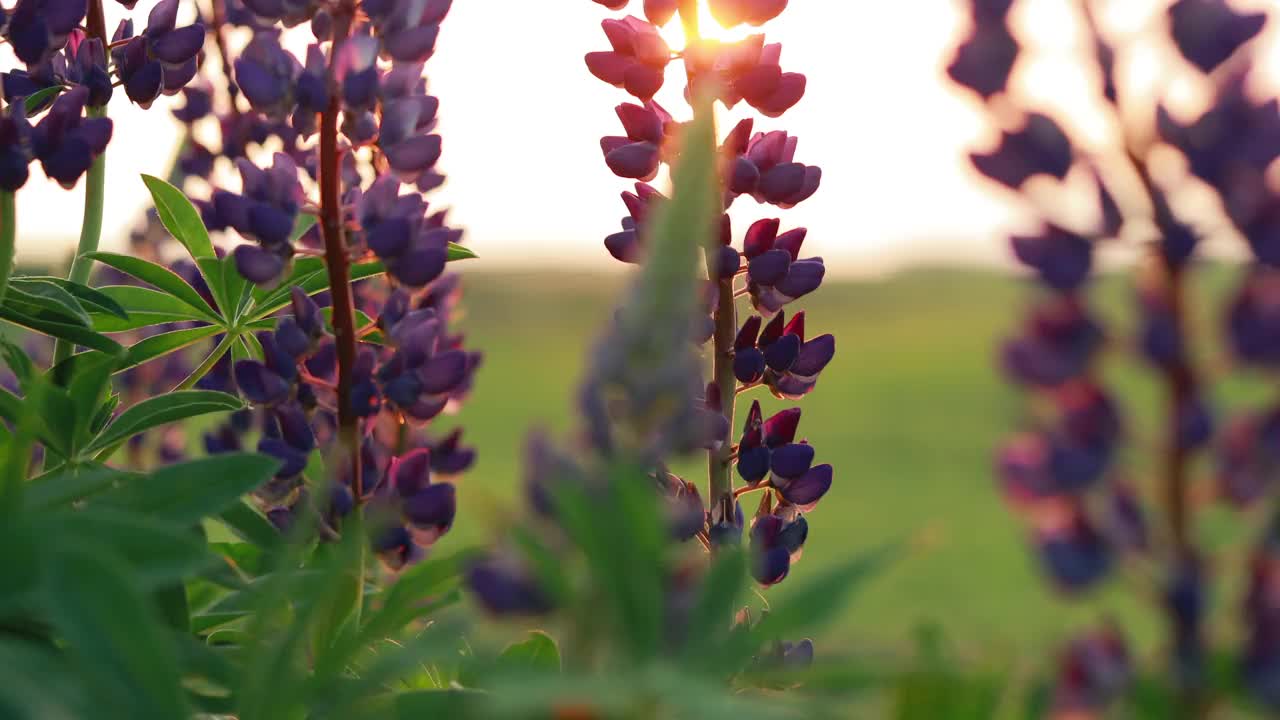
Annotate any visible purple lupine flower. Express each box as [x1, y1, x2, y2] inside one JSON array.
[[585, 15, 671, 101], [1001, 296, 1103, 388], [232, 30, 302, 118], [222, 152, 304, 285], [946, 0, 1018, 100], [970, 112, 1073, 190], [64, 31, 114, 107], [2, 0, 87, 66], [0, 101, 32, 191], [29, 86, 113, 188], [727, 125, 822, 208], [1168, 0, 1266, 74], [749, 506, 808, 586], [1033, 501, 1112, 592], [467, 552, 554, 616], [1049, 623, 1131, 715], [601, 100, 672, 180], [110, 0, 205, 108]]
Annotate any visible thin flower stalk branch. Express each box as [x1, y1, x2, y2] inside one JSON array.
[[0, 190, 13, 303]]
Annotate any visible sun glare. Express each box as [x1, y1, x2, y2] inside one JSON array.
[[657, 1, 758, 52]]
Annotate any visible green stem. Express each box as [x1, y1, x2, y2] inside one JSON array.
[[679, 2, 735, 519], [0, 191, 14, 304], [53, 105, 107, 364], [174, 332, 237, 392]]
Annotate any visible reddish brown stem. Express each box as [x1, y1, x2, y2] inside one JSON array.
[[320, 4, 362, 499], [1129, 151, 1195, 557]]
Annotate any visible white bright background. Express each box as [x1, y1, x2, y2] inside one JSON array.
[[7, 0, 1280, 275]]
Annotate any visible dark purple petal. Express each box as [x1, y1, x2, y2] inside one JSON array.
[[770, 442, 815, 480], [234, 360, 291, 405], [780, 464, 831, 510]]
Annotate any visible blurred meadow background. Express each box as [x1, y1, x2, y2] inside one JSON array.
[[11, 0, 1280, 680]]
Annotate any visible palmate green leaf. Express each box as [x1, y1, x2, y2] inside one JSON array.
[[141, 174, 215, 260], [358, 546, 477, 645], [95, 452, 280, 525], [24, 463, 138, 511], [22, 85, 63, 114], [498, 631, 561, 675], [195, 255, 252, 325], [251, 258, 387, 319], [86, 390, 242, 453], [118, 324, 222, 372], [53, 508, 213, 588], [218, 498, 282, 549], [0, 636, 87, 719], [64, 350, 116, 451], [6, 278, 91, 326], [84, 251, 220, 322], [91, 285, 212, 331], [43, 544, 189, 719], [0, 302, 123, 355], [17, 276, 128, 319]]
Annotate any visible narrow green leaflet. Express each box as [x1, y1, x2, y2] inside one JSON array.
[[447, 243, 477, 261], [91, 285, 213, 331], [54, 508, 213, 588], [0, 385, 21, 424], [251, 259, 387, 319], [6, 279, 91, 326], [14, 276, 128, 318], [24, 463, 138, 511], [0, 303, 122, 355], [86, 390, 243, 453], [141, 174, 215, 260], [96, 452, 280, 526], [43, 545, 190, 719], [118, 324, 222, 372], [84, 252, 220, 321], [219, 499, 282, 549], [65, 350, 116, 451], [754, 543, 899, 645], [291, 213, 317, 241], [22, 85, 62, 113]]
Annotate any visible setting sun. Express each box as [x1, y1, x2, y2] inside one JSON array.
[[656, 0, 758, 51]]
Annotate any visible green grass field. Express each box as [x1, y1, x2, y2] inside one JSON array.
[[432, 267, 1270, 670]]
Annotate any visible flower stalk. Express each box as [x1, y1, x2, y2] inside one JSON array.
[[677, 1, 736, 519], [319, 2, 363, 500], [53, 0, 109, 364]]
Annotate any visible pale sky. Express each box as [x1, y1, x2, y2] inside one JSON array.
[[7, 0, 1280, 275]]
